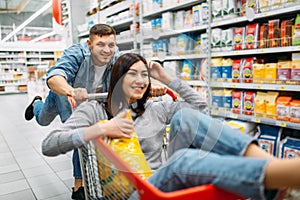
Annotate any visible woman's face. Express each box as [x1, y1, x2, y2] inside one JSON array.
[[122, 61, 149, 104]]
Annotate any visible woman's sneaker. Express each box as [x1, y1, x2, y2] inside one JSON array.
[[24, 96, 42, 120]]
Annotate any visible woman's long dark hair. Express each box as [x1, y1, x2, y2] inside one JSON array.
[[105, 53, 151, 118]]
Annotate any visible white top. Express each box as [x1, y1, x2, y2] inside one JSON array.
[[92, 65, 106, 92]]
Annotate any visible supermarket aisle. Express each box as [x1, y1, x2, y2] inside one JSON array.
[[0, 93, 74, 200]]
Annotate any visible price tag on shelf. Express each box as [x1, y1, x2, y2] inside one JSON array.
[[232, 84, 237, 88], [211, 110, 219, 115], [257, 85, 262, 89], [260, 49, 265, 53], [234, 51, 240, 55], [279, 86, 286, 90], [254, 117, 261, 123], [276, 121, 286, 127], [231, 114, 238, 119], [263, 12, 269, 17]]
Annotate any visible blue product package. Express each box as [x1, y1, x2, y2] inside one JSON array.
[[222, 89, 232, 111], [152, 41, 158, 57], [181, 60, 194, 80], [257, 125, 281, 156], [280, 137, 300, 159], [156, 17, 162, 32], [222, 65, 232, 79]]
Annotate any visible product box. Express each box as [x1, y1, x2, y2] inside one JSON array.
[[243, 91, 255, 115], [281, 20, 293, 47], [245, 23, 259, 49], [290, 100, 300, 123], [280, 137, 300, 159], [277, 61, 291, 83], [259, 23, 269, 48], [257, 125, 281, 156], [232, 59, 242, 82], [269, 19, 281, 48], [276, 96, 292, 121], [221, 28, 234, 51], [233, 27, 245, 50], [242, 57, 254, 83], [232, 90, 243, 114]]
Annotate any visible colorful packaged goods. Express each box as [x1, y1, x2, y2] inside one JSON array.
[[243, 91, 255, 115], [259, 23, 269, 48], [233, 27, 245, 50], [232, 90, 243, 114], [276, 96, 292, 121], [269, 19, 281, 48], [253, 63, 265, 83], [244, 23, 259, 49], [280, 137, 300, 159], [281, 20, 293, 47], [290, 99, 300, 123], [264, 63, 277, 83], [254, 91, 267, 117], [277, 61, 291, 83], [265, 91, 279, 119], [222, 58, 233, 81], [232, 59, 242, 82], [242, 58, 254, 83], [257, 125, 281, 156]]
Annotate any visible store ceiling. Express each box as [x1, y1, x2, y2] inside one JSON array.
[[0, 0, 51, 14]]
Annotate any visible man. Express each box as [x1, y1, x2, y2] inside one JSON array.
[[25, 24, 120, 200]]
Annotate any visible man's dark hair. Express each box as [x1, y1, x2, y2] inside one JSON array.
[[89, 24, 116, 39]]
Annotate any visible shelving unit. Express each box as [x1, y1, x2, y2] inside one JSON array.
[[72, 0, 300, 133], [0, 43, 65, 94]]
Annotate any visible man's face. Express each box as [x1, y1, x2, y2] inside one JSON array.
[[88, 34, 116, 66]]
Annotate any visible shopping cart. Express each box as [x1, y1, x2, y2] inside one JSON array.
[[68, 92, 285, 200]]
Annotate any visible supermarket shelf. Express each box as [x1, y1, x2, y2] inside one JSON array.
[[143, 25, 207, 40], [187, 80, 207, 87], [152, 53, 208, 61], [211, 4, 300, 28], [211, 109, 300, 130], [211, 46, 300, 57], [210, 82, 300, 92], [143, 0, 200, 18]]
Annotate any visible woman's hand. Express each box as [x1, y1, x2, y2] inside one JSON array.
[[100, 111, 133, 138], [148, 60, 173, 85]]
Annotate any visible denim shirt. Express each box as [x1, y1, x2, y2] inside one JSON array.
[[45, 42, 120, 114], [47, 42, 119, 92]]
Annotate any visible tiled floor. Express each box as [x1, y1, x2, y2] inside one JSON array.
[[0, 93, 74, 200]]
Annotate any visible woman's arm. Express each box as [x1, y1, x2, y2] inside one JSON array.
[[42, 101, 133, 156]]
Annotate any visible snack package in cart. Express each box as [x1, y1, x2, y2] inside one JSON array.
[[95, 109, 152, 199]]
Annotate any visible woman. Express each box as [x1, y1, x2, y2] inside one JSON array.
[[42, 53, 298, 200]]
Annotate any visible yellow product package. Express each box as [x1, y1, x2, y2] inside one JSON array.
[[95, 109, 152, 199]]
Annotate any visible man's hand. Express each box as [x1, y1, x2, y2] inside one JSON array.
[[151, 80, 167, 97], [71, 88, 88, 102]]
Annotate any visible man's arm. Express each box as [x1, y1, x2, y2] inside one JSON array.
[[47, 75, 74, 96]]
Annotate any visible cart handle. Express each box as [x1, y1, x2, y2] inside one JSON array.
[[68, 89, 176, 109]]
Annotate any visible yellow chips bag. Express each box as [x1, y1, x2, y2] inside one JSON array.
[[95, 109, 152, 199]]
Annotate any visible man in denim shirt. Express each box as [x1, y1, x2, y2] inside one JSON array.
[[24, 24, 119, 200]]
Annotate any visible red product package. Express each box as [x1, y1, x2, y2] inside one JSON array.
[[233, 27, 245, 50], [242, 58, 254, 83], [245, 23, 259, 49], [232, 90, 243, 114], [232, 59, 242, 82], [243, 91, 255, 115]]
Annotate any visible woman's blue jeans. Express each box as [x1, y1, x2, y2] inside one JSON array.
[[130, 108, 279, 200], [33, 91, 82, 179]]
